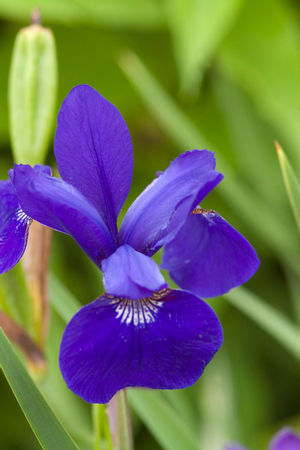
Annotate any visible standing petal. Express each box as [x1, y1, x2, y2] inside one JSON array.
[[269, 427, 300, 450], [102, 244, 167, 300], [162, 209, 259, 298], [120, 150, 223, 256], [11, 164, 116, 266], [0, 180, 31, 273], [54, 85, 133, 240], [59, 289, 223, 404]]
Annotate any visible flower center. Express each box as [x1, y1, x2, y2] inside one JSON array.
[[105, 288, 171, 327]]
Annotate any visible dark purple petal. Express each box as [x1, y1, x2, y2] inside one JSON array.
[[102, 244, 167, 299], [11, 164, 116, 266], [59, 289, 223, 404], [269, 427, 300, 450], [0, 180, 31, 274], [120, 150, 223, 256], [54, 85, 133, 240], [162, 210, 259, 298]]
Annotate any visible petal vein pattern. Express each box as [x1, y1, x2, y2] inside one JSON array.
[[0, 180, 32, 274], [109, 290, 168, 326], [59, 289, 223, 404], [162, 209, 260, 298], [11, 164, 116, 265], [54, 85, 133, 239], [120, 150, 223, 256]]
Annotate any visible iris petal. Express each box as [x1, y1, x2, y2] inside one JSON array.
[[54, 85, 133, 240], [102, 244, 167, 299], [269, 427, 300, 450], [59, 289, 223, 404], [162, 210, 259, 298], [0, 180, 31, 274], [120, 150, 223, 256], [11, 164, 116, 266]]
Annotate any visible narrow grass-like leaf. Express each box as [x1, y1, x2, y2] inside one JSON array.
[[0, 0, 164, 30], [49, 273, 81, 322], [128, 389, 198, 450], [217, 0, 300, 165], [276, 141, 300, 236], [0, 328, 78, 449], [224, 287, 300, 362], [118, 50, 299, 268], [166, 0, 242, 95]]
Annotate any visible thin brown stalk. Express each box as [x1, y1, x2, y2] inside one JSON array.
[[22, 221, 52, 347], [0, 311, 45, 371]]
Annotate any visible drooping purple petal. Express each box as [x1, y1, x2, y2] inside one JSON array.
[[11, 164, 116, 266], [59, 289, 223, 404], [54, 85, 133, 240], [119, 150, 223, 256], [269, 427, 300, 450], [102, 244, 167, 299], [162, 209, 259, 298], [0, 180, 31, 274]]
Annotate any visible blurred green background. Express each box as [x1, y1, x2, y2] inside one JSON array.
[[1, 0, 300, 449]]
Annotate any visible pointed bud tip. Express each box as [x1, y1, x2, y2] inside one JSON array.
[[274, 140, 282, 154], [31, 7, 41, 25]]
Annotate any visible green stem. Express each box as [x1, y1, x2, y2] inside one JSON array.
[[224, 287, 300, 361], [92, 404, 113, 450], [107, 390, 133, 450]]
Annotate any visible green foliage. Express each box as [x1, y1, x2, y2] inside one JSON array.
[[0, 328, 78, 449], [277, 142, 300, 237], [1, 0, 300, 448], [9, 23, 57, 164], [166, 0, 242, 95]]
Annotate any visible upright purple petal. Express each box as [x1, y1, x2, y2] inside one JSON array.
[[11, 164, 116, 266], [54, 85, 133, 240], [0, 180, 31, 273], [162, 209, 259, 298], [59, 289, 223, 404], [102, 244, 167, 299], [119, 150, 223, 256], [269, 427, 300, 450]]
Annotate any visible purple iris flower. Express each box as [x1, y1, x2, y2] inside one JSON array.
[[225, 427, 300, 450], [0, 85, 259, 403]]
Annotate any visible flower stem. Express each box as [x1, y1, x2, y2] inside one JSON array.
[[107, 390, 134, 450], [92, 404, 113, 450], [22, 221, 52, 347]]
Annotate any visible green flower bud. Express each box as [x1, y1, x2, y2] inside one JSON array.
[[9, 23, 57, 165]]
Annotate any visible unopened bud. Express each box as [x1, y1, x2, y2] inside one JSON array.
[[9, 22, 57, 164]]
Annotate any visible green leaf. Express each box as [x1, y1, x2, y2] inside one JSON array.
[[0, 0, 164, 30], [41, 310, 93, 449], [128, 389, 198, 450], [118, 50, 300, 269], [223, 287, 300, 362], [276, 142, 300, 236], [0, 328, 78, 449], [49, 273, 81, 322], [166, 0, 242, 95], [217, 0, 300, 167]]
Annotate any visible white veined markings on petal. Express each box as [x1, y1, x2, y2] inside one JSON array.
[[15, 208, 31, 227], [109, 290, 170, 327]]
